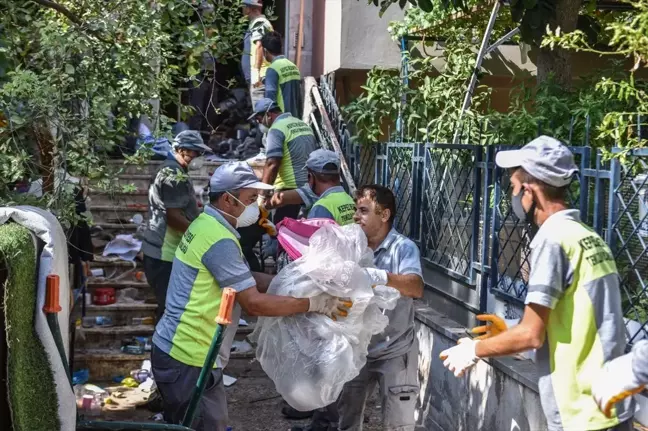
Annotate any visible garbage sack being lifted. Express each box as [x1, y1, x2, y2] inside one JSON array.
[[254, 223, 400, 411]]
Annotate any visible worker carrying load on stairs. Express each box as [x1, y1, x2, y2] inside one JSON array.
[[250, 98, 317, 225], [268, 149, 355, 226], [151, 162, 353, 431], [241, 0, 273, 108], [141, 130, 212, 321], [262, 31, 303, 119], [439, 136, 635, 431]]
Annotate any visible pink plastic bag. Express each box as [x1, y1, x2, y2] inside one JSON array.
[[276, 218, 338, 261]]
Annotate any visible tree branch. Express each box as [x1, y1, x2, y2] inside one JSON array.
[[29, 0, 110, 44]]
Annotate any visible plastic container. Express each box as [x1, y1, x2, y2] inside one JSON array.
[[93, 287, 116, 305]]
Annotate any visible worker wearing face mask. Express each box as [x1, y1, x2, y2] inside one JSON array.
[[250, 98, 317, 224], [141, 130, 212, 321], [267, 149, 355, 226], [439, 136, 634, 431], [152, 162, 352, 431]]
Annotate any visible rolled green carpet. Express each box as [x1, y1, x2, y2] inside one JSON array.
[[1, 223, 60, 431]]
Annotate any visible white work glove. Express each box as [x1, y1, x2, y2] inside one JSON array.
[[308, 293, 353, 321], [364, 268, 388, 287], [592, 353, 645, 418], [439, 338, 480, 377]]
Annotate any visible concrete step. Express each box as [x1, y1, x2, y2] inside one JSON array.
[[82, 302, 157, 326], [76, 325, 155, 350], [87, 280, 149, 290], [74, 349, 150, 381], [74, 342, 256, 380]]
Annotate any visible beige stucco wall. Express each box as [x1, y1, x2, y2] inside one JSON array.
[[320, 0, 406, 75]]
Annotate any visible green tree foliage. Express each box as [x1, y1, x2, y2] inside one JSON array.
[[0, 0, 245, 224]]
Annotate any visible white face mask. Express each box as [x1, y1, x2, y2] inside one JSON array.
[[218, 193, 260, 228], [188, 156, 205, 171]]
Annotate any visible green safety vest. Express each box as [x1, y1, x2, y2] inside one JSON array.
[[269, 57, 301, 114], [544, 219, 627, 428], [270, 116, 315, 190], [312, 191, 356, 226], [168, 212, 242, 367]]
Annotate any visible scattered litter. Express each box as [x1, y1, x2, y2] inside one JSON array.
[[223, 374, 237, 387], [131, 316, 155, 325], [130, 214, 144, 226], [113, 375, 125, 383], [230, 340, 253, 354], [111, 391, 126, 399], [93, 287, 116, 305], [121, 344, 145, 355], [151, 413, 164, 422], [90, 268, 105, 277], [120, 377, 139, 388], [238, 318, 248, 327], [102, 234, 142, 261], [72, 369, 89, 386], [121, 337, 150, 355], [139, 378, 156, 392], [116, 287, 141, 303]]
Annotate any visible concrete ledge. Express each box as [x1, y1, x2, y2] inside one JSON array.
[[413, 301, 548, 430], [414, 302, 539, 393]]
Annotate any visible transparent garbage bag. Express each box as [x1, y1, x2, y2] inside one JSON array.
[[253, 223, 400, 411]]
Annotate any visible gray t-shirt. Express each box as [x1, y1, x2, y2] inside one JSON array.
[[632, 340, 648, 384], [141, 157, 199, 262], [367, 228, 423, 361]]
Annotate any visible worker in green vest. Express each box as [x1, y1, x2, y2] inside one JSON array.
[[268, 149, 355, 226], [440, 136, 634, 431], [249, 98, 317, 224], [152, 162, 352, 431], [241, 0, 273, 107], [262, 31, 302, 119]]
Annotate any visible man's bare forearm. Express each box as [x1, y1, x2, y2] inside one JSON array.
[[167, 208, 191, 232], [474, 322, 544, 358], [252, 271, 274, 293], [254, 41, 264, 71], [262, 159, 280, 187], [386, 273, 424, 298]]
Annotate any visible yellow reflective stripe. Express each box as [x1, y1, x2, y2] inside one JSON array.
[[312, 192, 355, 225], [160, 228, 182, 262], [546, 221, 622, 428]]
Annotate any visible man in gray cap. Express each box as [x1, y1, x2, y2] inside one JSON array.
[[269, 149, 355, 226], [152, 161, 353, 431], [241, 0, 273, 108], [250, 98, 317, 224], [141, 130, 212, 320], [440, 136, 633, 431]]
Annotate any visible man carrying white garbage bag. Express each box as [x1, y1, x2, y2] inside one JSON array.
[[303, 185, 422, 431], [151, 162, 351, 431]]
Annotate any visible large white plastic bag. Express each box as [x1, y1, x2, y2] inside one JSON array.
[[254, 223, 400, 411]]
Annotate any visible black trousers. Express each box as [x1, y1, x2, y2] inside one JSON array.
[[143, 256, 174, 321]]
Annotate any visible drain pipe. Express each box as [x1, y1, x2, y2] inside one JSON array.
[[396, 36, 409, 142]]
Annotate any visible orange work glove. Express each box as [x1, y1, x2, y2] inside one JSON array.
[[471, 314, 508, 340]]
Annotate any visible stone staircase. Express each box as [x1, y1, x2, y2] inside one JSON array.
[[73, 158, 263, 383]]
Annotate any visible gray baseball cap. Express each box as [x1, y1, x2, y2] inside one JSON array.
[[209, 162, 274, 193], [306, 149, 340, 175], [247, 98, 280, 121], [495, 135, 578, 188], [174, 130, 212, 153], [242, 0, 262, 6]]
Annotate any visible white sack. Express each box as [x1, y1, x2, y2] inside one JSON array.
[[254, 224, 399, 411]]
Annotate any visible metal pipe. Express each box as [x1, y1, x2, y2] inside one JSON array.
[[396, 37, 409, 142], [453, 1, 501, 144]]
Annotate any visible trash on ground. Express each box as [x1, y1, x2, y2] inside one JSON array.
[[116, 287, 141, 303], [72, 369, 90, 386], [93, 287, 116, 305], [131, 316, 155, 325], [102, 234, 142, 261], [120, 377, 139, 388], [231, 340, 253, 353], [253, 224, 400, 411], [223, 374, 237, 387], [238, 318, 249, 327]]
